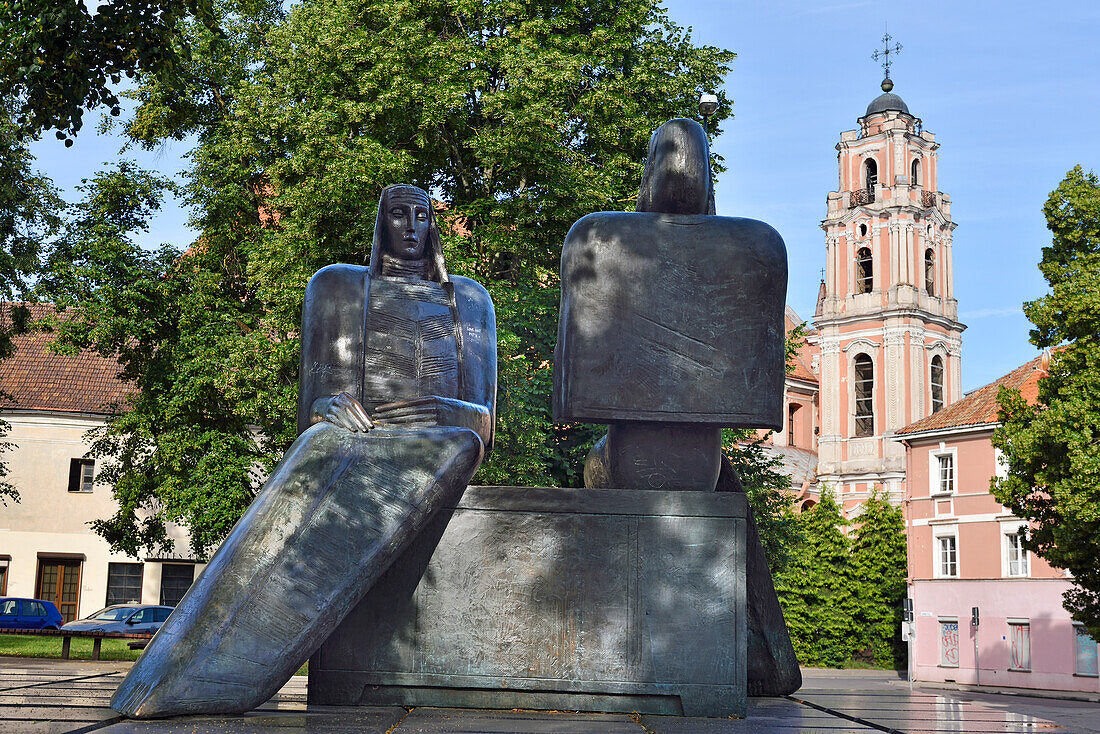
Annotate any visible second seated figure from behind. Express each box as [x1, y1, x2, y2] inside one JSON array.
[[111, 184, 497, 718]]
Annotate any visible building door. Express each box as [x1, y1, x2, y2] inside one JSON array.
[[35, 560, 82, 623]]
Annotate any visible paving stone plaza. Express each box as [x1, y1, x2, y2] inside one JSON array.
[[4, 659, 1100, 733]]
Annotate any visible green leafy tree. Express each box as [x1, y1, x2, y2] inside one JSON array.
[[722, 434, 802, 575], [849, 488, 906, 668], [41, 0, 735, 556], [0, 105, 64, 504], [221, 0, 734, 487], [39, 162, 263, 556], [774, 487, 857, 667], [993, 165, 1100, 639], [0, 0, 266, 141]]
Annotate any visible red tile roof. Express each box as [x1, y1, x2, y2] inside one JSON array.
[[785, 307, 818, 384], [894, 353, 1047, 436], [0, 304, 132, 415]]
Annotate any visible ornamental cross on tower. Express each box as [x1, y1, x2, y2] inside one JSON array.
[[872, 31, 902, 90]]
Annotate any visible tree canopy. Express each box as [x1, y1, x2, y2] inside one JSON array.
[[773, 486, 907, 668], [774, 488, 857, 667], [0, 104, 64, 504], [39, 0, 735, 557], [849, 488, 907, 668], [0, 1, 271, 141], [993, 165, 1100, 640]]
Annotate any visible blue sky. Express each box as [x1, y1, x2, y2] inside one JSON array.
[[30, 0, 1100, 391]]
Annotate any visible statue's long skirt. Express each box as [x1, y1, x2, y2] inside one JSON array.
[[111, 422, 484, 718]]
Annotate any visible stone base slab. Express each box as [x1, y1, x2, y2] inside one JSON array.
[[309, 486, 748, 718]]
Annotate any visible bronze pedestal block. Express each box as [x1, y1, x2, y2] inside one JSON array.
[[310, 486, 749, 718]]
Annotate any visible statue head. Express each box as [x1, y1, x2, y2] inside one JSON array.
[[370, 184, 449, 282], [636, 118, 715, 215]]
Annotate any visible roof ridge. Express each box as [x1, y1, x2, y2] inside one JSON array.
[[895, 353, 1048, 436]]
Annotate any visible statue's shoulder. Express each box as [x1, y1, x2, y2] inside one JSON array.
[[305, 263, 369, 293], [451, 276, 494, 315], [719, 215, 785, 248], [563, 211, 633, 244]]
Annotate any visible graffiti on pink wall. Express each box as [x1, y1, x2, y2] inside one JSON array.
[[1009, 622, 1032, 671], [939, 621, 959, 667]]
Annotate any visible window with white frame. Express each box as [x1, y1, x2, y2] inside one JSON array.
[[1004, 530, 1029, 578], [937, 454, 954, 493], [1009, 621, 1031, 671], [856, 248, 874, 294], [930, 449, 956, 495], [1075, 624, 1098, 677], [930, 355, 945, 412], [937, 534, 958, 578]]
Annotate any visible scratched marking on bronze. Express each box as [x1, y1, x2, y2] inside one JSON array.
[[635, 333, 720, 375], [629, 451, 676, 489]]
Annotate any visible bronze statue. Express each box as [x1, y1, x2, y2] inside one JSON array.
[[111, 184, 496, 718], [554, 118, 801, 695], [556, 118, 786, 490]]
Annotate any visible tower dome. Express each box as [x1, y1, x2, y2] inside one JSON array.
[[865, 78, 909, 116]]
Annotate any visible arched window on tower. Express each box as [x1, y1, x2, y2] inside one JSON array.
[[856, 247, 873, 294], [864, 159, 878, 199], [931, 355, 945, 414], [788, 403, 800, 446], [912, 159, 921, 186], [925, 248, 936, 296], [853, 354, 875, 437]]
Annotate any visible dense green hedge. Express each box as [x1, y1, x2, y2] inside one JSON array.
[[775, 487, 907, 669]]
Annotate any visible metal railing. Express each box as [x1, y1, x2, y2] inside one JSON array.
[[850, 188, 873, 207], [0, 627, 154, 660]]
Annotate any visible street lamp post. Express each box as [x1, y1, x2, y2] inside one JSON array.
[[698, 93, 718, 139]]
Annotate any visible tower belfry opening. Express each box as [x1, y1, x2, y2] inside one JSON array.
[[809, 38, 965, 509]]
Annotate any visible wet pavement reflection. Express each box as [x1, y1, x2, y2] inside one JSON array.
[[1, 661, 1097, 733]]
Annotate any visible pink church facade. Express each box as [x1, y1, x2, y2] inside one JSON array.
[[766, 83, 1100, 692]]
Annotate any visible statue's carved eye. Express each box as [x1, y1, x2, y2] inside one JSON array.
[[390, 207, 405, 217], [416, 209, 428, 221]]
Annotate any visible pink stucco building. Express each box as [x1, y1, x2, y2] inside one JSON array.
[[759, 79, 1099, 693], [894, 355, 1099, 693]]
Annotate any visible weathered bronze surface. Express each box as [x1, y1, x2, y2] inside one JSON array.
[[583, 424, 723, 491], [553, 119, 800, 695], [111, 185, 496, 718], [311, 486, 749, 718], [716, 457, 803, 696], [555, 119, 786, 431]]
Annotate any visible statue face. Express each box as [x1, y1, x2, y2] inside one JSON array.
[[383, 190, 431, 261]]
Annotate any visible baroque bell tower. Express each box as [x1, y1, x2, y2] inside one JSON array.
[[812, 38, 965, 509]]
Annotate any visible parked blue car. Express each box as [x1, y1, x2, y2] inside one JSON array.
[[0, 597, 64, 630]]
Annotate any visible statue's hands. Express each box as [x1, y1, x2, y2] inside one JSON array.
[[372, 396, 446, 427], [311, 392, 374, 432], [369, 396, 491, 445]]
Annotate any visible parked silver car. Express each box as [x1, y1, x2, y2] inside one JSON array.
[[61, 604, 173, 634]]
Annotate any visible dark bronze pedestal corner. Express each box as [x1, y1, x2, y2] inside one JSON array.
[[311, 485, 750, 719]]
